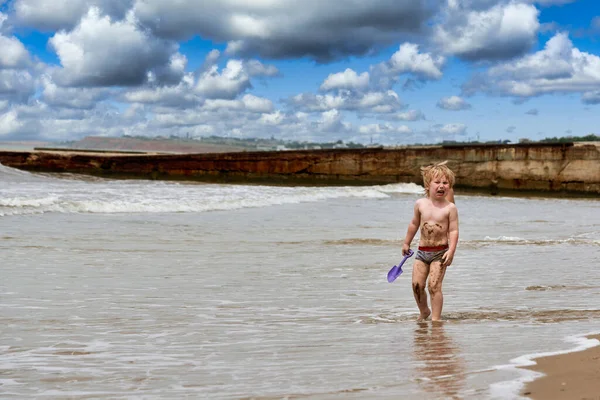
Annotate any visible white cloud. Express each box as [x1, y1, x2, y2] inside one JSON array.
[[49, 7, 178, 87], [394, 109, 425, 121], [0, 69, 36, 103], [195, 58, 279, 99], [437, 95, 471, 110], [244, 59, 279, 77], [373, 43, 445, 87], [320, 69, 370, 92], [133, 0, 438, 61], [435, 2, 539, 61], [195, 59, 251, 99], [319, 109, 350, 133], [463, 33, 600, 103], [0, 35, 30, 69], [123, 75, 200, 107], [288, 90, 403, 114], [241, 94, 273, 113], [317, 43, 444, 95], [199, 49, 222, 73], [148, 53, 188, 86], [359, 123, 412, 135], [437, 123, 467, 135], [13, 0, 133, 31], [259, 110, 285, 126], [41, 75, 110, 109], [0, 110, 24, 136], [582, 91, 600, 105]]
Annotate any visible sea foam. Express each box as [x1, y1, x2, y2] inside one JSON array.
[[0, 164, 422, 216]]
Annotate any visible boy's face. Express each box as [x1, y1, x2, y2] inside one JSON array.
[[428, 173, 450, 199]]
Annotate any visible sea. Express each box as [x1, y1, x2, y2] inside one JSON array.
[[1, 162, 599, 399]]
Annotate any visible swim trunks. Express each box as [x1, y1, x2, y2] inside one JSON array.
[[415, 245, 448, 265]]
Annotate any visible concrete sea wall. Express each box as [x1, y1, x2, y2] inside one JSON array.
[[0, 142, 599, 195]]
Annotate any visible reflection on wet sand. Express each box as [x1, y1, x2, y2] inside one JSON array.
[[413, 321, 466, 399]]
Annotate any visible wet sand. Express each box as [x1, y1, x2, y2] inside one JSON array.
[[522, 335, 600, 399]]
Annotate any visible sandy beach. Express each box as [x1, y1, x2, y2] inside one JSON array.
[[522, 335, 600, 400]]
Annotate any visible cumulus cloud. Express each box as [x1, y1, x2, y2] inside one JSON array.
[[0, 110, 24, 136], [359, 123, 412, 135], [123, 74, 201, 108], [144, 104, 308, 141], [319, 109, 351, 133], [195, 60, 249, 99], [13, 0, 133, 31], [372, 43, 445, 89], [437, 95, 471, 110], [435, 1, 539, 61], [0, 69, 36, 103], [133, 0, 438, 61], [506, 125, 516, 133], [316, 43, 444, 95], [432, 123, 467, 136], [394, 109, 425, 121], [0, 35, 30, 69], [320, 69, 370, 92], [282, 42, 441, 120], [0, 102, 46, 139], [259, 110, 286, 126], [41, 76, 111, 109], [288, 90, 403, 114], [582, 91, 600, 105], [525, 108, 539, 115], [241, 94, 273, 113], [195, 55, 279, 99], [121, 51, 279, 111], [244, 59, 279, 78], [49, 7, 179, 87], [462, 33, 600, 103]]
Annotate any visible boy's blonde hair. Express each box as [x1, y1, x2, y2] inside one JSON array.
[[420, 161, 455, 197]]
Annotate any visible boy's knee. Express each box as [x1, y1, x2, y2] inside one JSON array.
[[428, 283, 442, 295], [412, 282, 425, 293]]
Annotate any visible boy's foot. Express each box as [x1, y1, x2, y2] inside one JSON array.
[[417, 309, 431, 321]]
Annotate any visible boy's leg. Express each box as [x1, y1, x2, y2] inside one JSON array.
[[428, 260, 447, 321], [412, 260, 430, 320]]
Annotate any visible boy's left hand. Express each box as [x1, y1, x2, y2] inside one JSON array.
[[441, 251, 454, 267]]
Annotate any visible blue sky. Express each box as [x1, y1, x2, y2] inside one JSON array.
[[0, 0, 599, 145]]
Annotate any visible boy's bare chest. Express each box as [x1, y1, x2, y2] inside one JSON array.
[[420, 207, 449, 224]]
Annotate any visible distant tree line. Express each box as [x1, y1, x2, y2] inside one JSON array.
[[538, 134, 600, 143], [64, 132, 598, 150]]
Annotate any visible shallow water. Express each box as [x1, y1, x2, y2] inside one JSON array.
[[1, 165, 599, 399]]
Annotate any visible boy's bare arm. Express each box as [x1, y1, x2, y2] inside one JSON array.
[[442, 205, 459, 267], [402, 201, 421, 255]]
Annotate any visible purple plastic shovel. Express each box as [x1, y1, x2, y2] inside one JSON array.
[[387, 249, 414, 283]]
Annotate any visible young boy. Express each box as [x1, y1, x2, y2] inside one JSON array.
[[402, 161, 459, 321]]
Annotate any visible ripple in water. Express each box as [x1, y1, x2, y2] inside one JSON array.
[[356, 309, 600, 324]]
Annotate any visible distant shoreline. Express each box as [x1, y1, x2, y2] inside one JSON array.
[[0, 143, 599, 197]]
